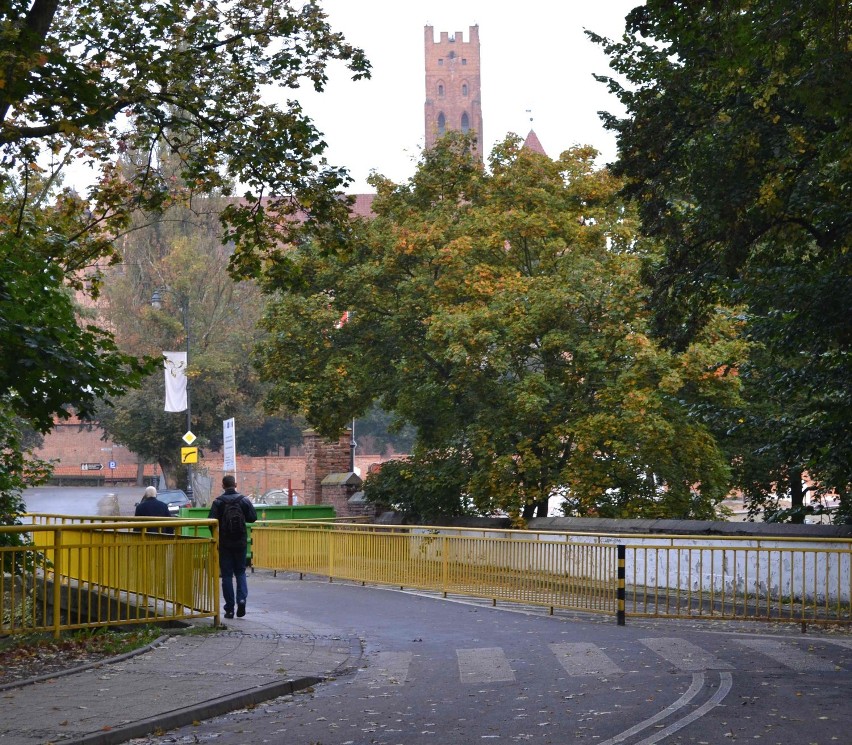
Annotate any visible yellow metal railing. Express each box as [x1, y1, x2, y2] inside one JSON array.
[[252, 522, 852, 626], [1, 514, 220, 637], [252, 522, 618, 616]]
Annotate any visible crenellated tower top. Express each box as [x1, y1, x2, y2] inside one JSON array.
[[423, 25, 483, 160]]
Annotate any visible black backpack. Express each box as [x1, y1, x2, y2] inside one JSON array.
[[220, 496, 246, 539]]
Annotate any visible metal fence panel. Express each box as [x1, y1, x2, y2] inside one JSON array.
[[252, 522, 618, 615], [252, 522, 852, 625], [1, 515, 219, 636]]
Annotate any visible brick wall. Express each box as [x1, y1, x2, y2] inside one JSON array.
[[33, 416, 155, 484], [35, 417, 399, 497], [321, 483, 361, 519], [302, 429, 353, 505], [207, 452, 387, 501], [424, 25, 483, 158]]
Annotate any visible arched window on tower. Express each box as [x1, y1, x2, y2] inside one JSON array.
[[437, 112, 446, 135], [462, 83, 468, 96], [461, 112, 470, 133], [438, 83, 444, 97]]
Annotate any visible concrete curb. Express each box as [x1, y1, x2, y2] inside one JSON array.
[[0, 634, 172, 693], [63, 675, 324, 745]]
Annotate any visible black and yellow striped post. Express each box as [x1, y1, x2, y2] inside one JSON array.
[[617, 543, 626, 626]]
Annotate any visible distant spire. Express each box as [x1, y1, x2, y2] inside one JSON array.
[[523, 129, 546, 156]]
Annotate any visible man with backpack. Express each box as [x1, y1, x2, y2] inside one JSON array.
[[209, 475, 257, 619]]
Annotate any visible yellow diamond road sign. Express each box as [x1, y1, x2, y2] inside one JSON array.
[[182, 431, 196, 445]]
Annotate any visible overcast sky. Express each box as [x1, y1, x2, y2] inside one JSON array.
[[292, 0, 639, 193]]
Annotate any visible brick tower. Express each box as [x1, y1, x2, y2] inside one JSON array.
[[424, 25, 483, 160]]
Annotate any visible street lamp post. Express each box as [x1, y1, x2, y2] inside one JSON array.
[[152, 288, 193, 504]]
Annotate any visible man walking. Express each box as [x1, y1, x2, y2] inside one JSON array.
[[209, 475, 257, 619]]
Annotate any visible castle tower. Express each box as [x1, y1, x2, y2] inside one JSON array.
[[424, 25, 483, 160]]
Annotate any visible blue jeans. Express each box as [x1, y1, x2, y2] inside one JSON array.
[[219, 546, 248, 613]]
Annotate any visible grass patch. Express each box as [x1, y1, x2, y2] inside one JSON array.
[[0, 626, 163, 666]]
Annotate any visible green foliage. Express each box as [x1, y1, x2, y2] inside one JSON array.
[[1, 1, 367, 525], [254, 132, 737, 519], [96, 200, 298, 483], [0, 195, 152, 434], [234, 416, 304, 457], [2, 0, 369, 246], [355, 404, 416, 456], [0, 406, 51, 567], [363, 448, 477, 520], [590, 0, 851, 519]]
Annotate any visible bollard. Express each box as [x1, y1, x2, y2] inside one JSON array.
[[617, 543, 626, 626]]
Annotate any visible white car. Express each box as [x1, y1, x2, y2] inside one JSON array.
[[257, 488, 299, 506]]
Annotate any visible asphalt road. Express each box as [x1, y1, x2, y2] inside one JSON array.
[[23, 485, 162, 517], [20, 488, 852, 744], [123, 579, 852, 745]]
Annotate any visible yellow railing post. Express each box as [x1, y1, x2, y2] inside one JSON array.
[[617, 543, 626, 626], [211, 518, 221, 626], [52, 527, 62, 639], [442, 535, 449, 596]]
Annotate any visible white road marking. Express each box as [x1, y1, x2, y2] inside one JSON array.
[[734, 638, 840, 672], [823, 638, 852, 651], [634, 672, 733, 745], [549, 642, 623, 676], [640, 637, 733, 671], [456, 647, 515, 683], [595, 673, 706, 745], [355, 651, 413, 686]]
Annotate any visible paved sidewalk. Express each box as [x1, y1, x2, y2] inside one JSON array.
[[0, 573, 364, 745]]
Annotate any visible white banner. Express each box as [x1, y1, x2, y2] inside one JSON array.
[[223, 417, 236, 472], [163, 352, 187, 412]]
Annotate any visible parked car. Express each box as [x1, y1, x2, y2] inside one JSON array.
[[256, 488, 299, 506], [156, 488, 193, 514]]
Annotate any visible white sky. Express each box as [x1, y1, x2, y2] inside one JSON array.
[[293, 0, 639, 193]]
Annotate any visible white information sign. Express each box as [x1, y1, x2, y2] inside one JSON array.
[[223, 418, 236, 472]]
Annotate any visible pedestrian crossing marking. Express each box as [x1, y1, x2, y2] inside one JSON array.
[[354, 635, 849, 689], [640, 637, 733, 671], [355, 651, 413, 687], [823, 638, 852, 651], [457, 647, 515, 683], [734, 639, 840, 672], [550, 642, 623, 676]]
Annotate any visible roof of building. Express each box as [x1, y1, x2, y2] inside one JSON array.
[[348, 192, 376, 218], [522, 129, 547, 156], [321, 471, 363, 486]]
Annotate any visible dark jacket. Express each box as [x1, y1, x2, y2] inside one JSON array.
[[208, 488, 257, 549], [134, 496, 174, 534]]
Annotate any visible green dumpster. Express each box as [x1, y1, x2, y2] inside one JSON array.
[[178, 504, 335, 563]]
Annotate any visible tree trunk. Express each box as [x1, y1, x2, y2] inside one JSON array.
[[790, 468, 805, 524], [522, 499, 548, 519], [158, 460, 176, 489]]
